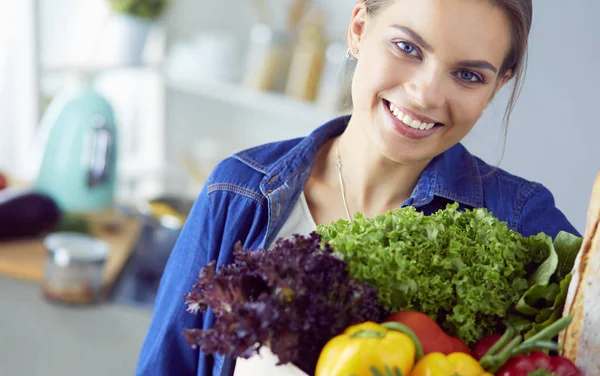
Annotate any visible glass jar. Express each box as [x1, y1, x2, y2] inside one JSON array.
[[42, 232, 108, 305], [242, 23, 293, 93]]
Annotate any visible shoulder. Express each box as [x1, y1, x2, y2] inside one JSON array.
[[204, 138, 305, 205], [206, 156, 267, 206], [213, 115, 349, 182], [467, 150, 580, 238], [233, 137, 305, 173], [469, 151, 547, 211], [472, 152, 541, 200]]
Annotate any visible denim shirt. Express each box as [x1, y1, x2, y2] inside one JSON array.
[[135, 116, 579, 376]]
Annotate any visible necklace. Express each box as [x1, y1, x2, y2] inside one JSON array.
[[335, 138, 353, 222]]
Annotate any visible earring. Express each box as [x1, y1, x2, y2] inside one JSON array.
[[346, 47, 359, 60]]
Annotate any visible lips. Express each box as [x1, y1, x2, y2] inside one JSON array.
[[389, 102, 436, 130], [382, 99, 444, 139]]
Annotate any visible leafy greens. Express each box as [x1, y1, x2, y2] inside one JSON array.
[[316, 203, 555, 345], [183, 233, 384, 374], [510, 231, 581, 338]]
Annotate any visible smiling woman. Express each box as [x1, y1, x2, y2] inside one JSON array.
[[135, 1, 581, 376], [348, 0, 529, 167], [304, 0, 535, 226]]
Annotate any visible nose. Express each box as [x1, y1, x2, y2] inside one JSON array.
[[403, 63, 446, 109]]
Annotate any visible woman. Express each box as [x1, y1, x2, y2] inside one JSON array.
[[136, 0, 580, 375]]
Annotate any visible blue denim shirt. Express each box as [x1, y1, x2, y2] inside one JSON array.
[[135, 116, 579, 376]]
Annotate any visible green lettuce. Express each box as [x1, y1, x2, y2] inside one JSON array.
[[526, 234, 558, 286], [507, 231, 580, 339], [554, 232, 582, 279], [316, 203, 550, 345]]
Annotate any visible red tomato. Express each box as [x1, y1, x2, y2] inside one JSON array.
[[385, 310, 470, 355]]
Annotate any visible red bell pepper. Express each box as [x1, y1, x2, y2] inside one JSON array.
[[385, 310, 470, 355], [497, 351, 581, 376]]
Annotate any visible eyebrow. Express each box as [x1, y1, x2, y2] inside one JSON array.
[[390, 25, 499, 74], [456, 60, 498, 74]]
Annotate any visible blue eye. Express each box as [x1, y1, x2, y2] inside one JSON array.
[[397, 41, 419, 57], [456, 70, 484, 83]]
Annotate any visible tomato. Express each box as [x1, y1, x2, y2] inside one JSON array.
[[385, 310, 470, 355]]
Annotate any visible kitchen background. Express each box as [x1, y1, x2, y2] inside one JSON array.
[[0, 0, 598, 375]]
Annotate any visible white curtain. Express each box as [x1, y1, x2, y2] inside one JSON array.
[[0, 1, 38, 179]]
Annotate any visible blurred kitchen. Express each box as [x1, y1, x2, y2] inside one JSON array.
[[0, 1, 355, 375], [0, 0, 599, 375]]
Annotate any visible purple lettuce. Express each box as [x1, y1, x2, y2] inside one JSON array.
[[183, 232, 385, 374]]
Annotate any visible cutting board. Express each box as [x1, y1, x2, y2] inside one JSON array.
[[0, 210, 141, 290]]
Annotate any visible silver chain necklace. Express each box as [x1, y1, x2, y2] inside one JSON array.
[[335, 138, 353, 222]]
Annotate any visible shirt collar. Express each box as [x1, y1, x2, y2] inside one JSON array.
[[256, 116, 349, 194], [240, 115, 483, 208], [411, 143, 484, 208]]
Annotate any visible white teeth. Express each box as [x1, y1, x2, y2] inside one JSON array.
[[388, 101, 436, 131]]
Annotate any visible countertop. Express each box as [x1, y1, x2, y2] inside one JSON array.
[[0, 276, 153, 376], [0, 192, 185, 375], [108, 214, 182, 308]]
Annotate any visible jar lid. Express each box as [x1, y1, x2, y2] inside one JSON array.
[[44, 232, 109, 266]]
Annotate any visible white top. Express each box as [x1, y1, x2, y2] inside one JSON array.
[[270, 191, 318, 247], [234, 192, 317, 376]]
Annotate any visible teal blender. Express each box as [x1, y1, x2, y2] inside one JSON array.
[[35, 85, 118, 213]]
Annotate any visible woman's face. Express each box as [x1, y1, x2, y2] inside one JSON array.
[[349, 0, 513, 164]]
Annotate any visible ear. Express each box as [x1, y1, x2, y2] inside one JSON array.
[[489, 69, 513, 103], [347, 3, 368, 58]]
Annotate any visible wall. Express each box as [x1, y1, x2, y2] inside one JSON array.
[[0, 2, 39, 177]]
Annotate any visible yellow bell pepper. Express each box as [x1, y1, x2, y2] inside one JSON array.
[[409, 352, 493, 376], [315, 321, 424, 376]]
